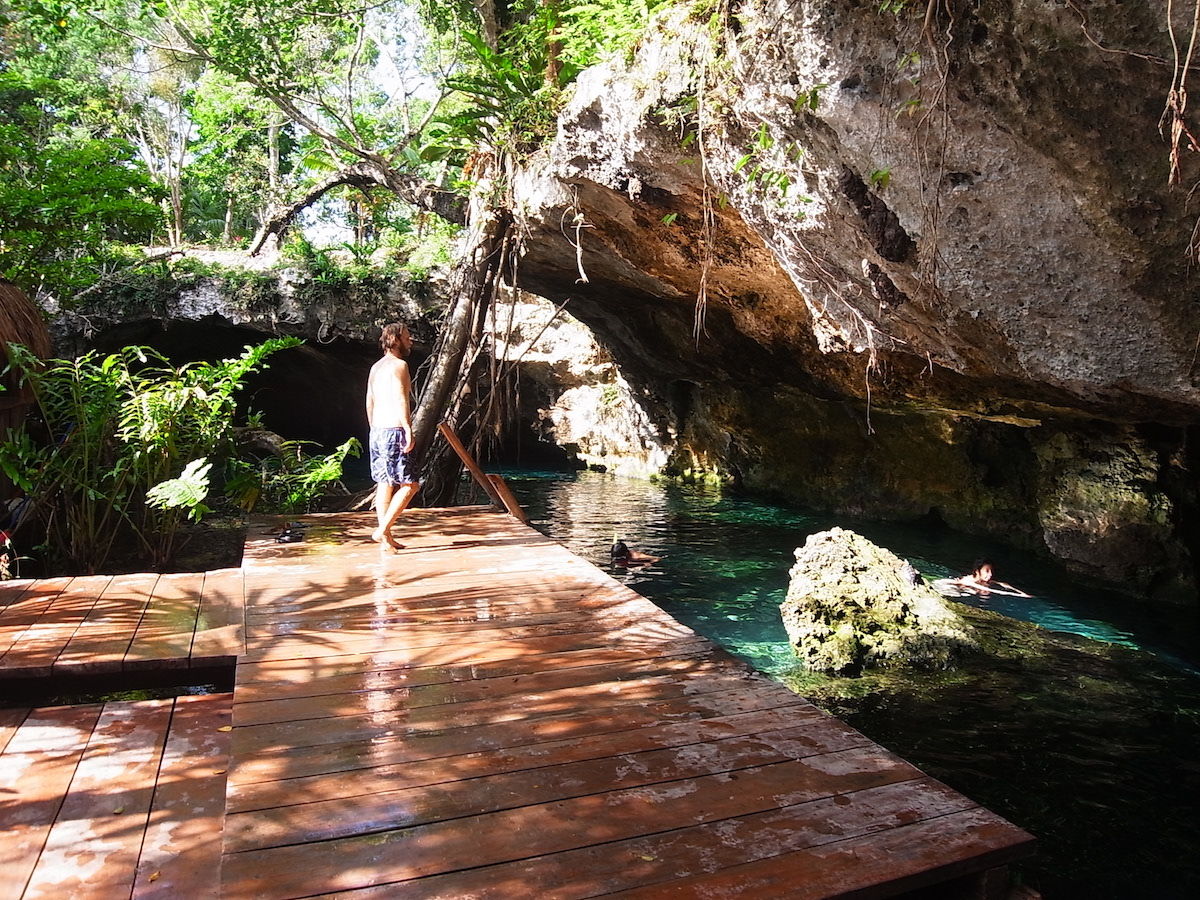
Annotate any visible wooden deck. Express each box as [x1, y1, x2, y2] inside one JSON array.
[[0, 568, 244, 678], [0, 508, 1034, 898]]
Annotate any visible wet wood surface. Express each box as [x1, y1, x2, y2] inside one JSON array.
[[0, 569, 244, 678], [219, 508, 1034, 898], [0, 695, 232, 900], [0, 507, 1033, 897]]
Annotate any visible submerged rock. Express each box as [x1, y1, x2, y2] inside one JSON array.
[[782, 528, 975, 674]]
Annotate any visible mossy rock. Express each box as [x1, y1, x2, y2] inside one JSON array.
[[781, 527, 976, 674]]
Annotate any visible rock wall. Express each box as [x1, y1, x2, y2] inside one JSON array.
[[488, 293, 672, 477], [508, 0, 1200, 600]]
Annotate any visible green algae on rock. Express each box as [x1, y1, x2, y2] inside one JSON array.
[[782, 527, 976, 674]]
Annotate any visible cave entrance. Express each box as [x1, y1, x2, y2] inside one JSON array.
[[82, 317, 413, 483]]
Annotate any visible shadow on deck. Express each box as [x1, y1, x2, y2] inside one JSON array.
[[0, 507, 1034, 898]]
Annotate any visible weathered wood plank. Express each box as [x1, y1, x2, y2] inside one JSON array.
[[20, 699, 172, 899], [604, 806, 1036, 900], [123, 572, 204, 669], [233, 636, 714, 689], [0, 576, 111, 676], [221, 747, 923, 897], [226, 705, 842, 814], [231, 676, 796, 757], [232, 651, 734, 719], [0, 704, 103, 900], [131, 693, 233, 900], [224, 724, 880, 854], [306, 778, 978, 900], [191, 568, 245, 664], [228, 687, 811, 787], [0, 706, 29, 753], [52, 573, 157, 674]]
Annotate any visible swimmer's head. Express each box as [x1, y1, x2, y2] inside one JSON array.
[[610, 540, 630, 562], [971, 558, 995, 582]]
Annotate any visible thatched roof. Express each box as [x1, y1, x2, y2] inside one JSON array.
[[0, 279, 51, 361]]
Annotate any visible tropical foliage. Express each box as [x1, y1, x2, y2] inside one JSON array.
[[0, 337, 300, 572]]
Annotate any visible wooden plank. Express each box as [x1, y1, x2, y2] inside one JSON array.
[[0, 704, 106, 900], [437, 422, 504, 507], [0, 575, 111, 676], [228, 688, 811, 787], [241, 583, 641, 629], [0, 706, 28, 753], [227, 705, 845, 814], [233, 638, 714, 695], [233, 649, 728, 715], [233, 654, 754, 728], [230, 672, 789, 757], [125, 571, 204, 668], [52, 573, 158, 674], [21, 699, 173, 900], [239, 613, 699, 663], [307, 778, 979, 900], [604, 806, 1035, 899], [220, 746, 922, 897], [223, 722, 877, 853], [132, 693, 233, 900], [486, 474, 530, 523], [0, 578, 33, 610], [191, 568, 245, 664]]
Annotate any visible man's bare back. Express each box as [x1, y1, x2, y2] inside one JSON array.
[[366, 355, 412, 433]]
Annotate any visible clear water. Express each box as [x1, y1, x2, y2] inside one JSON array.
[[499, 468, 1200, 898], [500, 468, 1199, 674]]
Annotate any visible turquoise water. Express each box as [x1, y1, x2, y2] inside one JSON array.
[[501, 468, 1200, 897], [501, 468, 1198, 674]]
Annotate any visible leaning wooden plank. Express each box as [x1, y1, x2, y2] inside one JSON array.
[[485, 474, 530, 523], [191, 568, 245, 665], [436, 422, 504, 507], [20, 699, 173, 900], [132, 693, 233, 900], [0, 704, 105, 900]]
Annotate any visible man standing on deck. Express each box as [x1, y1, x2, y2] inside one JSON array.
[[366, 322, 419, 550]]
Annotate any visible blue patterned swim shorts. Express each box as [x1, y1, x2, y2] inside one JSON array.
[[369, 427, 414, 485]]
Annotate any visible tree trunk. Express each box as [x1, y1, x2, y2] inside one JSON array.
[[223, 193, 234, 244], [268, 120, 281, 192]]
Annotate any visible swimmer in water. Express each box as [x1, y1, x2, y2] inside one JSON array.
[[610, 539, 661, 568], [951, 559, 1031, 597]]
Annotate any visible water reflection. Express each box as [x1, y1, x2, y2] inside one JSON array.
[[502, 469, 1198, 673]]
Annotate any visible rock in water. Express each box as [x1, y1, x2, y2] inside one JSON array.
[[781, 528, 975, 675]]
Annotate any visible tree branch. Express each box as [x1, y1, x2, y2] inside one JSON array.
[[246, 161, 465, 254]]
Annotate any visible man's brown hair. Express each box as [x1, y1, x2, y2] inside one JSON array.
[[380, 322, 410, 357]]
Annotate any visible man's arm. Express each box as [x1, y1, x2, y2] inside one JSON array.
[[365, 374, 375, 428], [397, 360, 414, 452]]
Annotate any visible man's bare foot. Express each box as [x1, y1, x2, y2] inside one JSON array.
[[371, 527, 403, 551]]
